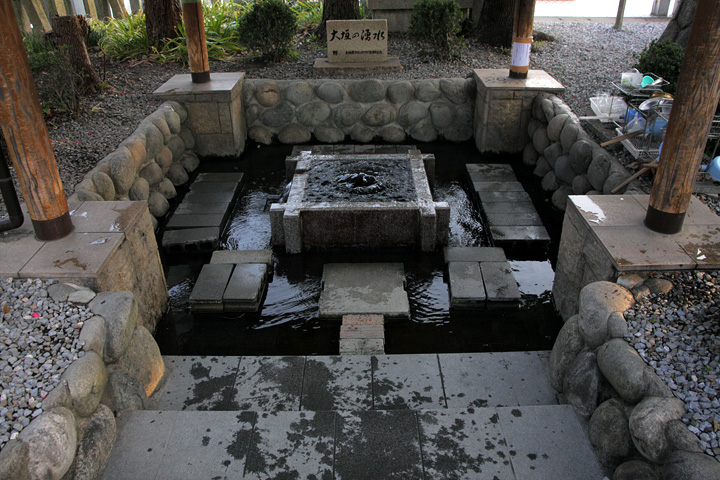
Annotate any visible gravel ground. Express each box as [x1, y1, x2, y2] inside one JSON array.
[[2, 19, 720, 462]]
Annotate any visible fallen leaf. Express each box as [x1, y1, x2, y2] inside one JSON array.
[[2, 304, 8, 314]]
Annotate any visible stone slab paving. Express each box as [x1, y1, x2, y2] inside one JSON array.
[[223, 263, 268, 312], [481, 261, 523, 305], [318, 263, 410, 319], [448, 261, 486, 309], [195, 172, 244, 183], [165, 213, 226, 229], [444, 246, 507, 263], [485, 211, 544, 226], [482, 201, 539, 216], [210, 249, 273, 268], [188, 263, 234, 312], [161, 227, 220, 253], [174, 202, 230, 216], [188, 181, 240, 193], [102, 353, 604, 479], [491, 225, 551, 243], [473, 180, 526, 191], [445, 247, 521, 309]]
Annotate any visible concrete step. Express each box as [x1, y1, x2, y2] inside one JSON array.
[[99, 352, 604, 479], [445, 247, 522, 309], [161, 227, 220, 254]]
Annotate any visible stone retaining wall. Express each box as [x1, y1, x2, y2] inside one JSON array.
[[549, 279, 720, 479], [0, 288, 165, 480], [242, 78, 476, 146], [68, 101, 200, 227], [522, 93, 642, 212]]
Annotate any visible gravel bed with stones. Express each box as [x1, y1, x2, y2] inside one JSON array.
[[0, 278, 87, 449], [625, 271, 720, 459]]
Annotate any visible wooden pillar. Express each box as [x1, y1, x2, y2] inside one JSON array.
[[645, 0, 720, 234], [182, 0, 210, 83], [614, 0, 627, 30], [24, 0, 52, 32], [509, 0, 535, 79], [0, 0, 73, 240], [11, 0, 30, 32], [128, 0, 140, 13], [107, 0, 127, 18]]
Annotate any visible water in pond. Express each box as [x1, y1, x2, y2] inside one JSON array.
[[156, 143, 563, 356]]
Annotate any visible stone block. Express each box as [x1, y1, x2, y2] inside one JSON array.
[[223, 263, 268, 312], [480, 261, 521, 305], [448, 261, 486, 310], [327, 19, 388, 63], [444, 246, 506, 263], [189, 263, 234, 313], [162, 227, 220, 254]]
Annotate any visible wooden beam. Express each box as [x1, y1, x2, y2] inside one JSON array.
[[645, 0, 720, 234], [0, 0, 73, 240], [24, 0, 52, 32], [11, 0, 30, 33], [107, 0, 127, 18], [182, 0, 210, 83], [509, 0, 535, 79]]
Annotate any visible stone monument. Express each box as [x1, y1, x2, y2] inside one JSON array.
[[313, 19, 403, 75]]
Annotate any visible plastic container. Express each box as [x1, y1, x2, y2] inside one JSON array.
[[589, 96, 628, 122], [621, 69, 643, 89]]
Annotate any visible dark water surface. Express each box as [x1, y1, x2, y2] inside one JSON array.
[[156, 143, 563, 356]]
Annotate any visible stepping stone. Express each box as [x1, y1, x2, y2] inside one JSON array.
[[467, 163, 517, 183], [485, 211, 544, 226], [189, 181, 239, 194], [448, 262, 486, 310], [165, 213, 226, 230], [480, 261, 522, 306], [444, 246, 507, 263], [222, 263, 268, 312], [174, 202, 230, 216], [473, 180, 525, 192], [491, 225, 551, 243], [162, 227, 219, 254], [210, 249, 273, 268], [189, 263, 234, 313], [482, 201, 538, 215], [183, 190, 236, 204], [479, 190, 532, 203], [194, 172, 244, 183], [318, 263, 409, 319]]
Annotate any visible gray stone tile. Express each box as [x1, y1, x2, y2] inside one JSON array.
[[244, 411, 335, 480], [569, 194, 647, 226], [156, 411, 256, 480], [174, 202, 231, 216], [486, 211, 544, 226], [676, 225, 720, 270], [592, 225, 696, 271], [498, 405, 604, 480], [189, 181, 239, 193], [682, 195, 720, 225], [318, 263, 410, 319], [161, 227, 220, 253], [480, 262, 522, 303], [474, 180, 525, 192], [339, 338, 385, 355], [183, 190, 236, 204], [502, 351, 557, 406], [467, 164, 517, 182], [232, 356, 305, 411], [302, 356, 372, 411], [335, 410, 424, 480], [223, 263, 267, 311], [68, 201, 146, 233], [491, 225, 551, 242], [448, 261, 486, 310], [444, 246, 507, 263], [195, 172, 244, 183], [482, 202, 538, 216], [189, 263, 234, 313], [419, 409, 515, 480], [0, 229, 42, 278], [372, 354, 445, 409], [165, 213, 226, 229], [155, 356, 240, 411], [211, 249, 273, 267], [98, 410, 177, 480], [479, 191, 532, 203]]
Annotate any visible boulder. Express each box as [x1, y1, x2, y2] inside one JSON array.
[[62, 351, 106, 417], [167, 135, 185, 161], [548, 315, 585, 391], [597, 338, 648, 404], [588, 153, 612, 191], [398, 101, 429, 126], [380, 125, 406, 143], [119, 135, 147, 168], [314, 126, 345, 143], [563, 351, 601, 417], [414, 81, 441, 102], [140, 122, 164, 159], [387, 81, 414, 104], [278, 124, 311, 144], [543, 142, 563, 168], [554, 155, 576, 184], [79, 316, 106, 358], [178, 126, 195, 150], [577, 281, 634, 349], [166, 162, 189, 187], [285, 81, 315, 106], [102, 366, 147, 415], [89, 292, 138, 363], [297, 102, 332, 127], [541, 97, 555, 123], [560, 122, 580, 153], [180, 152, 200, 173], [644, 278, 673, 295], [572, 174, 593, 195], [613, 460, 659, 480], [117, 326, 165, 397], [19, 407, 77, 480], [154, 146, 173, 173], [148, 113, 172, 143], [316, 81, 345, 103], [569, 139, 595, 174], [92, 172, 116, 201], [541, 170, 559, 192], [617, 273, 645, 290], [428, 102, 454, 128], [73, 404, 116, 480], [333, 104, 364, 128], [527, 117, 542, 138], [255, 81, 280, 106], [629, 396, 685, 463], [662, 450, 720, 480], [362, 104, 397, 126], [533, 156, 551, 178], [0, 439, 30, 480], [589, 398, 634, 462], [153, 178, 177, 200], [409, 119, 438, 143], [551, 186, 573, 211], [664, 419, 703, 453], [248, 126, 273, 145], [350, 125, 375, 143], [348, 79, 385, 102], [523, 143, 538, 167], [107, 149, 136, 196], [439, 78, 467, 104], [533, 126, 551, 153], [607, 311, 629, 339], [261, 102, 294, 128], [547, 113, 569, 142], [138, 162, 163, 187]]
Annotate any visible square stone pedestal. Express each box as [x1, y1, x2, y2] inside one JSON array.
[[154, 72, 246, 157], [553, 195, 720, 320], [473, 69, 565, 154], [0, 202, 167, 330]]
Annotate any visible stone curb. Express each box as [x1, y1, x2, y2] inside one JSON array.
[[0, 289, 165, 480], [548, 278, 720, 480]]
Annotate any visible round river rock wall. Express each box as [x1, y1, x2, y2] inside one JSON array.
[[243, 78, 476, 145]]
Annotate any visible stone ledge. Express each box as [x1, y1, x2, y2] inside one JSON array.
[[313, 57, 403, 75]]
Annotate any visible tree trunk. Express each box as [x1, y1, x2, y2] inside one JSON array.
[[660, 0, 698, 47], [474, 0, 516, 48], [144, 0, 181, 46], [314, 0, 360, 41], [51, 15, 102, 94]]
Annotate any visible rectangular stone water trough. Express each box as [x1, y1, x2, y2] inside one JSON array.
[[271, 151, 449, 253]]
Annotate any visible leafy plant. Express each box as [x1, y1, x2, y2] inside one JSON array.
[[100, 10, 151, 59], [408, 0, 463, 59], [634, 39, 685, 94], [238, 0, 298, 62], [291, 0, 322, 29]]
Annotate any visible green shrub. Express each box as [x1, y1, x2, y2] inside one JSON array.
[[634, 39, 685, 94], [408, 0, 463, 59], [100, 11, 151, 59], [238, 0, 297, 62], [290, 0, 322, 29]]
